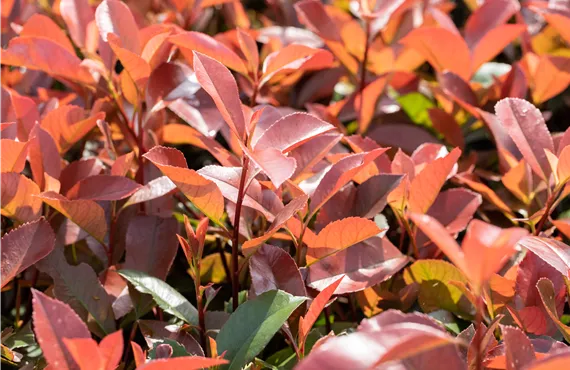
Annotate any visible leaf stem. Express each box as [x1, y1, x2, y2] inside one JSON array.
[[534, 186, 562, 235], [474, 294, 484, 370], [358, 19, 371, 134], [232, 156, 250, 311], [401, 216, 419, 259]]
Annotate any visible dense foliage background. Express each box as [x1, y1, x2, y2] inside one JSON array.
[[2, 0, 570, 369]]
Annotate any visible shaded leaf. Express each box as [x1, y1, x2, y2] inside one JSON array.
[[119, 269, 198, 325], [536, 278, 570, 342], [66, 175, 141, 201], [516, 237, 570, 278], [216, 290, 306, 370]]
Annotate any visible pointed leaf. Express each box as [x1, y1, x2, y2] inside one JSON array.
[[536, 278, 570, 342], [193, 52, 246, 140], [143, 146, 224, 222], [501, 325, 536, 370], [216, 290, 307, 370], [119, 269, 198, 325], [495, 98, 555, 181], [1, 217, 55, 288], [32, 289, 91, 370], [95, 0, 141, 54], [60, 0, 95, 48]]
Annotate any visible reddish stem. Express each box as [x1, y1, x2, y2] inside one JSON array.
[[534, 187, 562, 236], [232, 156, 250, 311]]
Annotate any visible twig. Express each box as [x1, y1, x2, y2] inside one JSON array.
[[231, 156, 250, 311]]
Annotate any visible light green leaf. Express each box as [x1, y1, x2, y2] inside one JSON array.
[[403, 260, 473, 317], [118, 270, 198, 325], [397, 92, 435, 126], [217, 290, 306, 370]]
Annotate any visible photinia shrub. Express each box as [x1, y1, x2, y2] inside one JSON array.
[[2, 0, 570, 369]]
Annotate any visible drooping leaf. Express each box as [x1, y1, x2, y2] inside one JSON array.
[[66, 175, 141, 201], [306, 217, 381, 264], [124, 216, 179, 280], [249, 244, 307, 298], [37, 191, 107, 243], [119, 269, 198, 325], [143, 146, 224, 223], [1, 172, 42, 223], [516, 237, 570, 278], [32, 289, 91, 370], [495, 98, 555, 181], [216, 290, 307, 370], [1, 217, 55, 288]]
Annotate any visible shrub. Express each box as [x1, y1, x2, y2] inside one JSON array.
[[2, 0, 570, 369]]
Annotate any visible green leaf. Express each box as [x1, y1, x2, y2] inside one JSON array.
[[396, 92, 435, 126], [217, 290, 307, 370], [118, 270, 198, 325], [403, 260, 473, 318]]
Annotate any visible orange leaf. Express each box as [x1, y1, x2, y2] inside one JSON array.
[[143, 146, 224, 222], [1, 172, 42, 223], [0, 139, 29, 173], [306, 217, 381, 264], [408, 147, 461, 214], [401, 27, 471, 81], [37, 191, 108, 243], [136, 357, 228, 370]]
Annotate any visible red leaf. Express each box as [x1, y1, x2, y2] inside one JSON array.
[[249, 244, 307, 298], [306, 237, 408, 294], [32, 289, 91, 370], [308, 149, 387, 217], [523, 351, 570, 370], [136, 357, 228, 370], [146, 62, 201, 113], [428, 108, 465, 149], [471, 24, 525, 72], [95, 0, 141, 54], [1, 172, 42, 223], [143, 146, 225, 222], [108, 34, 150, 91], [193, 52, 247, 140], [464, 0, 520, 49], [1, 217, 55, 288], [242, 195, 308, 254], [122, 176, 177, 210], [37, 191, 108, 243], [299, 276, 343, 347], [60, 158, 104, 195], [124, 215, 179, 280], [64, 329, 124, 370], [169, 31, 248, 75], [516, 237, 570, 278], [253, 112, 335, 153], [242, 146, 296, 188], [237, 29, 259, 75], [426, 188, 482, 235], [66, 175, 141, 201], [501, 325, 536, 370], [495, 98, 555, 181], [60, 0, 95, 48]]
